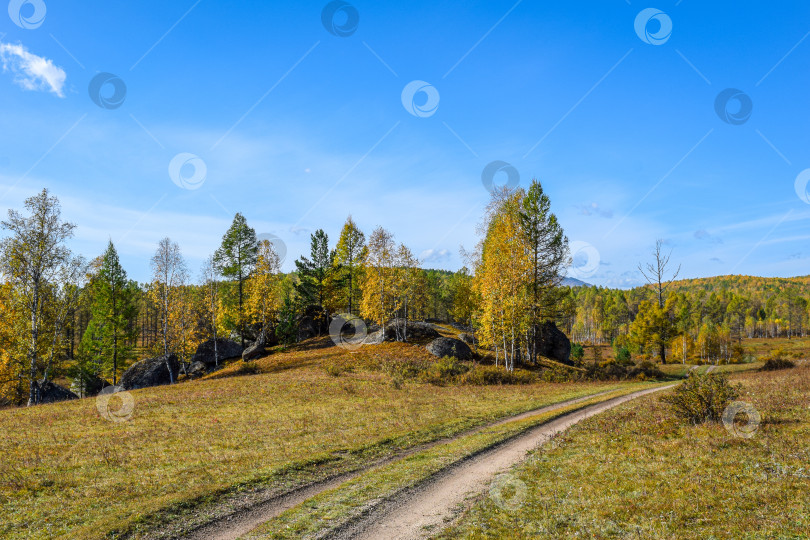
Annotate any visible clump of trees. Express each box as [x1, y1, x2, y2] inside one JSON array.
[[472, 180, 568, 371], [0, 192, 479, 406]]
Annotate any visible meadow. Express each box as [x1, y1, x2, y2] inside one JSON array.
[[441, 362, 809, 539], [0, 340, 638, 539]]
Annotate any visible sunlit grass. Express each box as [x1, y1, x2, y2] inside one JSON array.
[[0, 341, 633, 539], [248, 385, 665, 539], [442, 365, 810, 539]]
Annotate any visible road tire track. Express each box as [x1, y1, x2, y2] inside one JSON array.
[[333, 386, 672, 540]]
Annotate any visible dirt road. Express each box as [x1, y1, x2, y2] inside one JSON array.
[[336, 386, 671, 540], [180, 389, 619, 540]]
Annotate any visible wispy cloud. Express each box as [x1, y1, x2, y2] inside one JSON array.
[[694, 229, 723, 244], [0, 42, 66, 97], [577, 202, 613, 218]]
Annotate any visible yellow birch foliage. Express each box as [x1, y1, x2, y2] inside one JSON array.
[[245, 240, 282, 332]]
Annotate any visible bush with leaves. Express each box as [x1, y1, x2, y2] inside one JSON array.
[[613, 344, 632, 365], [421, 356, 470, 385], [570, 343, 585, 364], [662, 373, 740, 424], [462, 365, 537, 385]]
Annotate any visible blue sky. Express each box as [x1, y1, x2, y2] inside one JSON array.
[[0, 0, 809, 287]]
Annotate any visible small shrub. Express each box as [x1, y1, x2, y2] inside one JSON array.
[[382, 358, 427, 380], [461, 365, 537, 385], [325, 363, 353, 377], [584, 359, 664, 381], [570, 343, 585, 363], [730, 343, 745, 363], [419, 357, 471, 386], [761, 358, 796, 371], [540, 366, 584, 383], [613, 346, 632, 365], [661, 373, 740, 424]]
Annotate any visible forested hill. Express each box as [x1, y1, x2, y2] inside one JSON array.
[[564, 273, 810, 357], [667, 275, 810, 296]]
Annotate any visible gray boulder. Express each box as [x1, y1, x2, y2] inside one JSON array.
[[458, 333, 478, 347], [187, 361, 208, 379], [363, 320, 441, 344], [190, 338, 243, 367], [298, 305, 330, 341], [120, 354, 180, 390], [32, 380, 79, 404], [426, 337, 473, 360], [534, 321, 572, 364], [243, 332, 267, 361], [70, 372, 110, 397], [387, 319, 440, 341]]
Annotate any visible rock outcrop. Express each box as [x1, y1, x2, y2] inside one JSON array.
[[298, 305, 330, 341], [458, 333, 478, 347], [426, 337, 473, 360], [534, 321, 572, 364], [190, 338, 243, 367], [187, 361, 208, 379], [120, 354, 180, 390], [242, 331, 267, 361], [364, 319, 441, 344], [32, 380, 79, 404]]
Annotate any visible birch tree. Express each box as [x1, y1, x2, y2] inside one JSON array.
[[246, 239, 282, 339], [200, 255, 221, 366], [0, 189, 77, 405], [150, 237, 187, 382], [361, 227, 397, 331]]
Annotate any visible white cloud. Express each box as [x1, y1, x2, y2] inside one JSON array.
[[420, 248, 451, 265], [0, 42, 66, 97]]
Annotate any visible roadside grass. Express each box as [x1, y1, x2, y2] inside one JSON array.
[[440, 365, 810, 539], [657, 362, 763, 378], [246, 384, 667, 539], [744, 335, 810, 361], [0, 341, 638, 540]]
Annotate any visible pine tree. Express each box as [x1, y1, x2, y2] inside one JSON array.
[[81, 241, 137, 385], [295, 229, 334, 308], [214, 213, 258, 348], [519, 179, 569, 363], [334, 217, 366, 315]]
